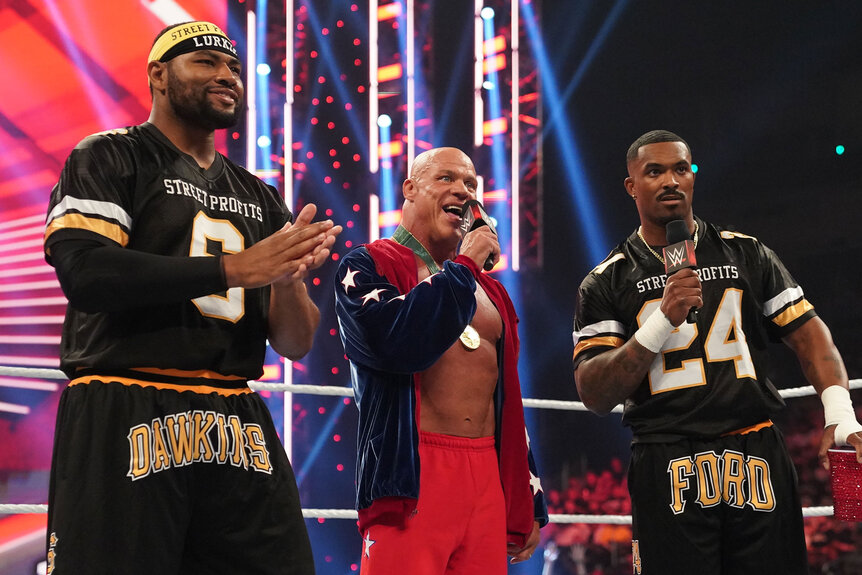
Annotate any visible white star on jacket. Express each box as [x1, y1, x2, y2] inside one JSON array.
[[524, 427, 543, 493], [360, 288, 386, 305], [530, 471, 543, 494], [341, 268, 359, 292], [364, 531, 376, 557]]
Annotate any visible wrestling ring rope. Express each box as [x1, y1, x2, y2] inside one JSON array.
[[1, 364, 858, 523]]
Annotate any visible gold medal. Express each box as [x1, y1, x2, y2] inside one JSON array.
[[459, 324, 480, 350]]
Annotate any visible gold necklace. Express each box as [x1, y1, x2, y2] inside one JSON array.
[[637, 220, 699, 265]]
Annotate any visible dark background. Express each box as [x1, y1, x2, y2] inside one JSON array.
[[524, 0, 862, 477]]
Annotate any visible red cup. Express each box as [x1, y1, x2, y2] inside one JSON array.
[[828, 448, 862, 521]]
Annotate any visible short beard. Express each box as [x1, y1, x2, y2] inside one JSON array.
[[167, 73, 243, 131]]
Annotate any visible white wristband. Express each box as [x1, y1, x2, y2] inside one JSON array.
[[633, 308, 675, 353], [820, 385, 862, 446]]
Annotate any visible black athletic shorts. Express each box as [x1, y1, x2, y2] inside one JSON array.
[[46, 376, 315, 574], [628, 423, 807, 575]]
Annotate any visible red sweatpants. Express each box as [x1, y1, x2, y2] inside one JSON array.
[[359, 431, 507, 575]]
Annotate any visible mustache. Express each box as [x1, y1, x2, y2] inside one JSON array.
[[658, 190, 685, 201]]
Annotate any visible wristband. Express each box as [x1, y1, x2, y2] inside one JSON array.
[[633, 308, 675, 353], [820, 385, 862, 446]]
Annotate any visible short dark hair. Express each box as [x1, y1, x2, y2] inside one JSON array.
[[626, 130, 691, 164]]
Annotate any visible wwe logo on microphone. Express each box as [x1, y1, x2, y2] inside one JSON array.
[[665, 246, 688, 268], [663, 240, 697, 275]]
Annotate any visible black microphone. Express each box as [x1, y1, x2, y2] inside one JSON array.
[[459, 199, 497, 271], [663, 219, 698, 324]]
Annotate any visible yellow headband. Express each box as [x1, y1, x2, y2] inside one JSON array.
[[148, 21, 237, 63]]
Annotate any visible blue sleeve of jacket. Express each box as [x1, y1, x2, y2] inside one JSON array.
[[335, 246, 478, 374]]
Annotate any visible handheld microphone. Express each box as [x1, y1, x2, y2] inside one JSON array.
[[459, 199, 497, 271], [663, 219, 698, 324]]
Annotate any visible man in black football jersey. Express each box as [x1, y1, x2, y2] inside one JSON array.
[[572, 129, 862, 574], [43, 21, 340, 574]]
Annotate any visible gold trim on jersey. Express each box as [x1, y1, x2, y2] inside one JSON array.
[[719, 230, 757, 241], [721, 419, 773, 436], [44, 213, 129, 248], [69, 375, 253, 396], [131, 367, 247, 381], [591, 253, 625, 275], [771, 299, 813, 327], [573, 335, 624, 360]]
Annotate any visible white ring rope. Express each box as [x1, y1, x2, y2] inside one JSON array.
[[0, 366, 859, 410], [1, 364, 858, 521], [0, 504, 838, 520]]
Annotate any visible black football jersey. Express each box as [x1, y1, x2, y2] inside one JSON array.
[[572, 217, 817, 439], [44, 123, 291, 382]]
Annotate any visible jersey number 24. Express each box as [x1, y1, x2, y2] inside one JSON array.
[[638, 288, 756, 394]]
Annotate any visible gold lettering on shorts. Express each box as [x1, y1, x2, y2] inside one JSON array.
[[126, 410, 273, 480]]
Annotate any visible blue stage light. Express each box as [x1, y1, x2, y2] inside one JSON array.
[[521, 0, 610, 264]]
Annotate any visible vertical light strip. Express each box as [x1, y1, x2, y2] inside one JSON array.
[[369, 0, 380, 173], [246, 10, 258, 173], [405, 0, 415, 166], [284, 1, 294, 207], [473, 0, 484, 148], [510, 0, 520, 271], [282, 0, 295, 461], [369, 193, 380, 242]]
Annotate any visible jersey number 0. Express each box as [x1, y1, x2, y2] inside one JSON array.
[[189, 212, 245, 323]]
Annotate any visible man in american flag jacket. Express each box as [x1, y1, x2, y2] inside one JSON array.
[[335, 147, 547, 574]]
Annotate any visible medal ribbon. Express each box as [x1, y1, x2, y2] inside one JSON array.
[[392, 225, 441, 274], [391, 225, 479, 349]]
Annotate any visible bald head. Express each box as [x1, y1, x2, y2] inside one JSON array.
[[399, 147, 478, 262], [409, 147, 471, 181]]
